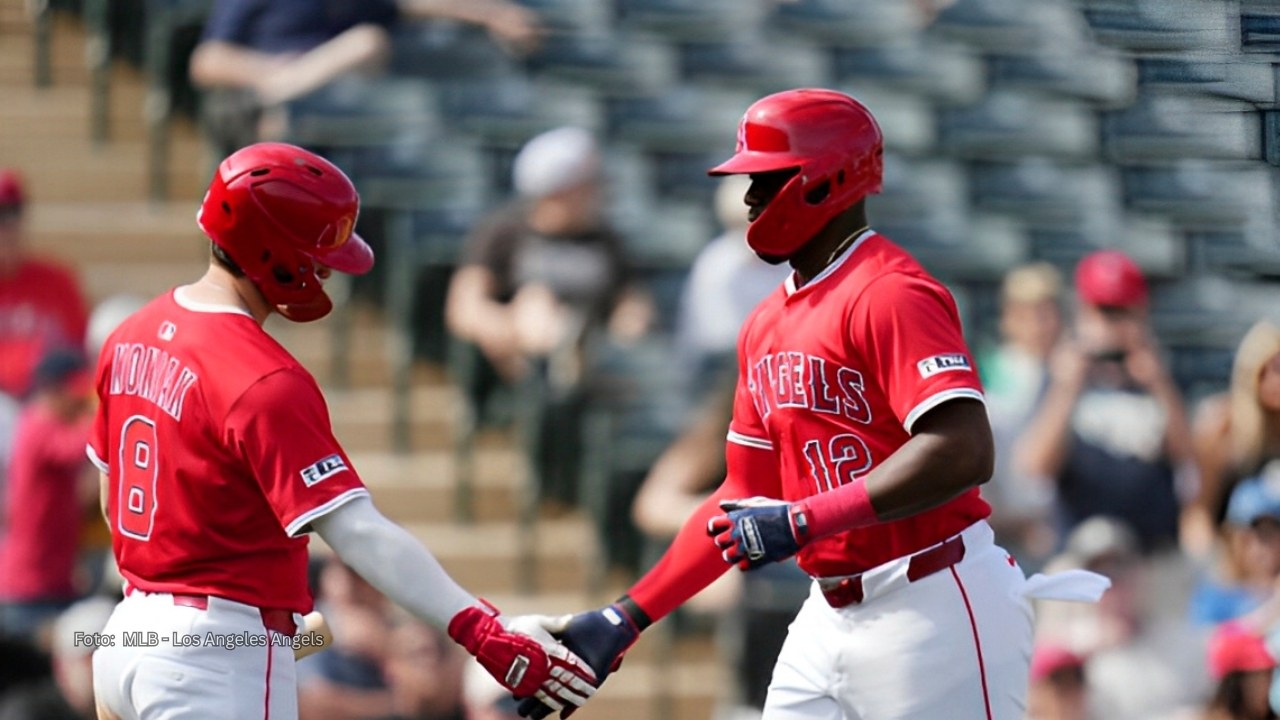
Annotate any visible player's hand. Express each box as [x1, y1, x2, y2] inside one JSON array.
[[514, 604, 643, 719], [448, 600, 597, 714], [707, 496, 811, 570]]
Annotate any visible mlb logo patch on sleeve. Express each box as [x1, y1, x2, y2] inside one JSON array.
[[301, 454, 348, 486], [917, 353, 971, 379]]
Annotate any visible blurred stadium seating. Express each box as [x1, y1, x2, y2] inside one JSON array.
[[9, 0, 1280, 716]]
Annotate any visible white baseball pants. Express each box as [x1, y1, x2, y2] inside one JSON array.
[[763, 521, 1034, 719], [93, 590, 300, 720]]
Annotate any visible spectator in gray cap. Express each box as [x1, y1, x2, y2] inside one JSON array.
[[445, 126, 652, 507]]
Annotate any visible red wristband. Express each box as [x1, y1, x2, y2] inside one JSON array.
[[801, 478, 879, 540]]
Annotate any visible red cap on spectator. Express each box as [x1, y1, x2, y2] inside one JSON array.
[[0, 169, 24, 208], [1208, 622, 1275, 680], [1030, 644, 1086, 682], [1075, 250, 1148, 307]]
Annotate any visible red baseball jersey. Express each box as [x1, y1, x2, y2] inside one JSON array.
[[87, 289, 368, 613], [0, 257, 89, 397], [729, 230, 990, 577]]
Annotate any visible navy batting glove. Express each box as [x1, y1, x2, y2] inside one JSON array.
[[706, 496, 811, 570], [516, 599, 646, 719]]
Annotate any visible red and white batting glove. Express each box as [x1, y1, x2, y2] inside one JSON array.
[[447, 600, 598, 714]]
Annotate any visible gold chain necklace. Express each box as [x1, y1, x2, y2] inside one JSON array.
[[824, 225, 870, 267]]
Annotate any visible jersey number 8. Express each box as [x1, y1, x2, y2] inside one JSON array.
[[118, 416, 159, 541]]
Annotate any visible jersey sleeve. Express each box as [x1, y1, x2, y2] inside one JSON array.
[[224, 368, 368, 537], [726, 315, 773, 452], [852, 274, 984, 433]]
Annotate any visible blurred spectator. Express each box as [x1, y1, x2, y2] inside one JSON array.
[[296, 555, 395, 720], [1015, 249, 1194, 554], [672, 175, 788, 396], [0, 596, 115, 720], [1026, 644, 1089, 720], [978, 261, 1064, 569], [189, 0, 541, 156], [380, 613, 466, 720], [1191, 470, 1280, 625], [0, 350, 95, 642], [1188, 322, 1280, 559], [445, 126, 652, 505], [1036, 517, 1209, 720], [0, 169, 89, 404], [1204, 621, 1277, 720], [85, 294, 146, 362]]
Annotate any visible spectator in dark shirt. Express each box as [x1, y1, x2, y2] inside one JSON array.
[[445, 127, 651, 507], [1015, 250, 1193, 554], [189, 0, 540, 155]]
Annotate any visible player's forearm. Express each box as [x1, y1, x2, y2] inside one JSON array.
[[189, 41, 284, 90], [629, 441, 777, 621], [312, 497, 477, 628], [626, 485, 738, 623], [803, 399, 993, 536]]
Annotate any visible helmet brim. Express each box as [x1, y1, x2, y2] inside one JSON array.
[[318, 232, 375, 275], [707, 151, 802, 177]]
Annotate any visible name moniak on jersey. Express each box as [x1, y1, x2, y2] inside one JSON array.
[[109, 342, 199, 421]]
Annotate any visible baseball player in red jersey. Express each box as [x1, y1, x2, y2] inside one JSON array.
[[516, 89, 1072, 720], [87, 143, 596, 720]]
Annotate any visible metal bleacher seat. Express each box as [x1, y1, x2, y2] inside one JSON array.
[[879, 213, 1030, 284], [1150, 276, 1280, 358], [932, 0, 1094, 54], [1136, 55, 1276, 105], [1104, 94, 1263, 163], [284, 76, 442, 151], [1028, 214, 1184, 279], [769, 0, 922, 47], [1241, 1, 1280, 53], [349, 138, 493, 451], [938, 88, 1100, 160], [969, 160, 1123, 231], [607, 85, 756, 154], [1187, 227, 1280, 280], [434, 75, 603, 149], [1122, 161, 1274, 230], [1079, 0, 1237, 53], [525, 30, 679, 98], [615, 0, 768, 42], [832, 39, 985, 106], [678, 32, 831, 95], [388, 22, 519, 82]]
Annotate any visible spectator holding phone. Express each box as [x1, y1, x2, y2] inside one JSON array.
[[1014, 250, 1194, 555]]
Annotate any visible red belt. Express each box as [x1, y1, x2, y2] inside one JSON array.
[[127, 588, 297, 636], [817, 535, 966, 609]]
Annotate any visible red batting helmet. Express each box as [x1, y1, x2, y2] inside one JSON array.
[[197, 142, 373, 322], [708, 89, 883, 258], [0, 169, 25, 209]]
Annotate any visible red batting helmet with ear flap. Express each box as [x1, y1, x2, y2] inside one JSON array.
[[708, 89, 883, 258], [197, 142, 374, 322]]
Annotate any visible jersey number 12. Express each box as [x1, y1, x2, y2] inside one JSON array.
[[118, 416, 159, 541]]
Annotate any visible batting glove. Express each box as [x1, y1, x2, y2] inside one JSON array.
[[707, 496, 811, 570], [447, 600, 597, 714], [514, 601, 644, 719]]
